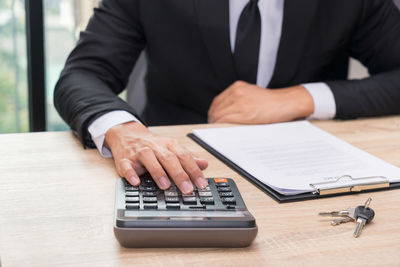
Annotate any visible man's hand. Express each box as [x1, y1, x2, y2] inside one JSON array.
[[105, 122, 208, 194], [208, 81, 315, 124]]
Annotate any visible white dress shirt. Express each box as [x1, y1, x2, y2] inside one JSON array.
[[89, 0, 336, 157]]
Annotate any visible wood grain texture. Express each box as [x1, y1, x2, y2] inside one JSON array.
[[1, 117, 400, 267]]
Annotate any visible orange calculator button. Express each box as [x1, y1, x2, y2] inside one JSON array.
[[214, 178, 228, 183]]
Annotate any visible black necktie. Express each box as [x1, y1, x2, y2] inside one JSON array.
[[233, 0, 261, 84]]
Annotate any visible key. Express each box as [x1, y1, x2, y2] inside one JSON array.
[[126, 203, 140, 210], [168, 184, 177, 190], [125, 197, 140, 203], [165, 196, 180, 203], [198, 186, 211, 192], [331, 216, 353, 226], [319, 207, 356, 226], [198, 191, 213, 197], [143, 203, 158, 209], [164, 191, 178, 197], [143, 196, 158, 203], [166, 203, 180, 210], [330, 207, 356, 225], [219, 191, 234, 197], [221, 197, 236, 205], [182, 192, 195, 197], [125, 186, 139, 191], [182, 197, 197, 205], [140, 186, 157, 191], [142, 177, 155, 186], [217, 187, 231, 192], [142, 191, 157, 197], [126, 191, 139, 197], [200, 197, 214, 205], [353, 197, 375, 238], [319, 207, 355, 218]]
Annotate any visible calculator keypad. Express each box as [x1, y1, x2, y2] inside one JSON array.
[[123, 177, 243, 211]]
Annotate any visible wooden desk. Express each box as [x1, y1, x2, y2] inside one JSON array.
[[1, 117, 400, 266]]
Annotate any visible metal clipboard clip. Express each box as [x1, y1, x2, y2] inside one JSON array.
[[310, 175, 390, 195]]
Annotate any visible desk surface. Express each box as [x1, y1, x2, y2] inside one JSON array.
[[1, 117, 400, 266]]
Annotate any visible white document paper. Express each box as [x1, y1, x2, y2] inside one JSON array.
[[193, 121, 400, 195]]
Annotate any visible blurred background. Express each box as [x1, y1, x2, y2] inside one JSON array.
[[0, 0, 99, 133], [0, 0, 399, 134]]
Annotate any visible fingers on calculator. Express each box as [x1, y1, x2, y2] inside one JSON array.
[[319, 197, 375, 237]]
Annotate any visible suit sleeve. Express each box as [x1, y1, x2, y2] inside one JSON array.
[[54, 0, 145, 147], [326, 0, 400, 119]]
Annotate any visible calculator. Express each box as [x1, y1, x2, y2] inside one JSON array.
[[114, 175, 258, 247]]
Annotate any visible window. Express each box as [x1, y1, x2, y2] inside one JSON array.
[[0, 0, 28, 133], [44, 0, 99, 131], [0, 0, 100, 133]]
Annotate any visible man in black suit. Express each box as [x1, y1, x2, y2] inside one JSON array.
[[55, 0, 400, 194]]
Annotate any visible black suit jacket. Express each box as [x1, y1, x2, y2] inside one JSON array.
[[54, 0, 400, 147]]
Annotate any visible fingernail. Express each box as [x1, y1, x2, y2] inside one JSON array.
[[180, 181, 194, 194], [129, 176, 140, 186], [158, 176, 171, 189], [196, 177, 208, 189]]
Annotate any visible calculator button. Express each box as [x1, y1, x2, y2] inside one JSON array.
[[200, 197, 214, 205], [143, 197, 158, 203], [126, 203, 140, 209], [217, 187, 232, 192], [126, 191, 139, 197], [140, 186, 157, 191], [142, 191, 157, 197], [198, 186, 211, 192], [165, 191, 178, 197], [165, 197, 180, 203], [198, 191, 212, 197], [214, 178, 228, 183], [166, 186, 177, 190], [182, 197, 197, 205], [219, 191, 234, 197], [125, 197, 140, 203], [143, 178, 155, 185], [221, 197, 236, 205], [215, 182, 229, 187], [166, 203, 180, 210], [125, 186, 139, 191], [182, 192, 195, 197], [143, 203, 158, 209]]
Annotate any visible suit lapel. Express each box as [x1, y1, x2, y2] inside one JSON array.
[[269, 0, 319, 88], [194, 0, 237, 89]]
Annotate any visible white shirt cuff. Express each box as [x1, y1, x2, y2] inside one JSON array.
[[88, 110, 141, 158], [302, 82, 337, 120]]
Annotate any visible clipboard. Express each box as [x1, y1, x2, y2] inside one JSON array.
[[188, 133, 400, 203]]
